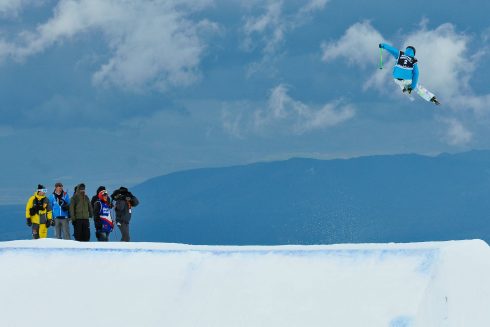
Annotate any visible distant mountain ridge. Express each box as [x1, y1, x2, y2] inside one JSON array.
[[131, 150, 490, 244], [2, 150, 490, 244]]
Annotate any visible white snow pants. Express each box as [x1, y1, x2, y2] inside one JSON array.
[[394, 79, 435, 102]]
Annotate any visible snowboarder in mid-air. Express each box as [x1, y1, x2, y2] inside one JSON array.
[[379, 43, 440, 105]]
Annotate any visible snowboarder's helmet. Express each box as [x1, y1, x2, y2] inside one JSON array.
[[406, 46, 416, 56]]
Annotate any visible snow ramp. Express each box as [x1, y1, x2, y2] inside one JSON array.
[[0, 239, 489, 327]]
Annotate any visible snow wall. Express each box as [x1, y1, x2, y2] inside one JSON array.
[[1, 239, 489, 327]]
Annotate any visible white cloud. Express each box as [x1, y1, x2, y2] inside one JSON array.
[[0, 0, 49, 19], [298, 0, 329, 15], [440, 118, 472, 146], [0, 0, 31, 17], [242, 0, 328, 75], [321, 21, 384, 69], [221, 108, 245, 139], [0, 0, 217, 92], [320, 21, 396, 95], [242, 1, 282, 54], [223, 84, 355, 136]]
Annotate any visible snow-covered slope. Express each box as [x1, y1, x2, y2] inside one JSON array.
[[1, 239, 489, 326]]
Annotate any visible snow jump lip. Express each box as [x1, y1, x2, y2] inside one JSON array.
[[0, 243, 441, 257], [1, 239, 489, 327]]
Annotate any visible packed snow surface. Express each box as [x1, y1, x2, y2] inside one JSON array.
[[1, 239, 489, 326]]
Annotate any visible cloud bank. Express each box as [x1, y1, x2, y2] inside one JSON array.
[[0, 0, 31, 17], [0, 0, 217, 92], [223, 84, 355, 137], [241, 0, 328, 76]]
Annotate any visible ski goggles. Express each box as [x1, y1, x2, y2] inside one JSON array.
[[37, 188, 48, 193]]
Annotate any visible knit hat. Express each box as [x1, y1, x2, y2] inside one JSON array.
[[96, 186, 106, 194], [78, 183, 86, 191], [37, 184, 47, 193]]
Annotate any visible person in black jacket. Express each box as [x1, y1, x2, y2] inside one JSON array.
[[111, 187, 139, 242]]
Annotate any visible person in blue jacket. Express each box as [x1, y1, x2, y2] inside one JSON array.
[[379, 43, 440, 105], [48, 182, 71, 239]]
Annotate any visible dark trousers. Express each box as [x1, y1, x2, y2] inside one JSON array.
[[73, 219, 90, 242], [96, 231, 109, 242], [118, 222, 130, 242], [32, 223, 40, 239]]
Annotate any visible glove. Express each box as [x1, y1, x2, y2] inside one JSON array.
[[379, 43, 383, 48], [407, 87, 413, 94], [51, 219, 56, 227], [45, 220, 51, 228], [26, 218, 32, 227]]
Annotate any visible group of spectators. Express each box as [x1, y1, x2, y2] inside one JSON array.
[[25, 183, 139, 242]]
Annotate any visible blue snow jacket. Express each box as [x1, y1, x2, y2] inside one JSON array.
[[49, 192, 70, 218], [380, 43, 419, 89]]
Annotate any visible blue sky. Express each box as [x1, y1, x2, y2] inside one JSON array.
[[1, 0, 490, 203]]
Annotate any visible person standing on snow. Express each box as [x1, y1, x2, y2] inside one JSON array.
[[48, 182, 71, 240], [111, 187, 139, 242], [379, 43, 440, 105], [69, 183, 93, 242], [93, 189, 114, 241], [25, 185, 53, 239], [91, 186, 110, 209]]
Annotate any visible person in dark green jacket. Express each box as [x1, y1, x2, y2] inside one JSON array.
[[69, 183, 93, 241]]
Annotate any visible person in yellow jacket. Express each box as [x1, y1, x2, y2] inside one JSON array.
[[25, 184, 53, 239]]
